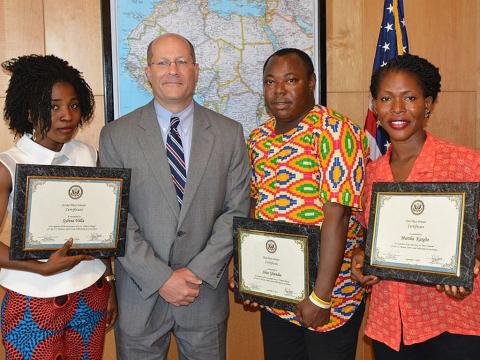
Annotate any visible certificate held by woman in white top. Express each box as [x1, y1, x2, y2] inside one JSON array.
[[0, 54, 117, 359]]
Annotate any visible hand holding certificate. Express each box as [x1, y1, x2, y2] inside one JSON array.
[[10, 164, 131, 259], [232, 217, 320, 312], [364, 182, 480, 290]]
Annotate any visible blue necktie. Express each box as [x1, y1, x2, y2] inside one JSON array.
[[166, 116, 186, 207]]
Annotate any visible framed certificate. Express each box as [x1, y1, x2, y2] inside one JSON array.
[[10, 164, 131, 260], [364, 182, 480, 290], [233, 217, 320, 312]]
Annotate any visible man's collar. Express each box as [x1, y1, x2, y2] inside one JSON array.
[[154, 100, 194, 133]]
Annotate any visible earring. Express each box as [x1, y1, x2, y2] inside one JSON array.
[[424, 110, 431, 118], [32, 129, 37, 141]]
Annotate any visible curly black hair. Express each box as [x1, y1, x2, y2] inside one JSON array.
[[263, 48, 315, 79], [370, 54, 441, 102], [2, 54, 95, 137]]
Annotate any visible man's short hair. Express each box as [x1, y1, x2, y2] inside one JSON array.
[[263, 48, 315, 78]]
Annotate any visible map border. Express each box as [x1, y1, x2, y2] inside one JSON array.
[[100, 0, 326, 123]]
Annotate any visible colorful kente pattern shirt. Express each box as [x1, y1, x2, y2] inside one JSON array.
[[247, 105, 369, 332]]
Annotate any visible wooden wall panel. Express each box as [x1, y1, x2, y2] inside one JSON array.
[[226, 260, 263, 359], [357, 311, 374, 360], [478, 0, 480, 91], [0, 0, 45, 95], [362, 0, 384, 89], [0, 122, 14, 154], [476, 93, 480, 152], [326, 92, 367, 127], [404, 0, 476, 91], [427, 92, 477, 149], [326, 0, 364, 92], [43, 0, 104, 95], [476, 1, 480, 152], [75, 96, 106, 150], [0, 1, 479, 360], [103, 331, 116, 360], [227, 298, 263, 358], [0, 98, 15, 152]]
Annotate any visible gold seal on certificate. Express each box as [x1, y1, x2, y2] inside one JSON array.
[[10, 164, 131, 260], [364, 182, 480, 290], [232, 217, 320, 311]]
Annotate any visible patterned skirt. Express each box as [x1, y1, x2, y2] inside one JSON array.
[[1, 278, 111, 360]]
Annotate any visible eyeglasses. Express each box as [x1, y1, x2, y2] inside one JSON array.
[[150, 59, 196, 68]]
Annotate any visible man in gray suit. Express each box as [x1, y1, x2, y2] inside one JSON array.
[[99, 33, 250, 359]]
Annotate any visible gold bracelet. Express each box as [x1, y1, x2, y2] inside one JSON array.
[[104, 274, 116, 283]]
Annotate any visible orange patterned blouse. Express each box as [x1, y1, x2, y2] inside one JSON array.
[[363, 132, 480, 350]]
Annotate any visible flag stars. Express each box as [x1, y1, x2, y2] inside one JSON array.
[[368, 1, 408, 160], [384, 22, 393, 32]]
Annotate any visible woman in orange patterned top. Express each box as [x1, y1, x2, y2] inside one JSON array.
[[352, 54, 480, 359]]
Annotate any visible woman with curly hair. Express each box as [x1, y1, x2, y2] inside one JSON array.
[[0, 54, 117, 359], [352, 54, 480, 360]]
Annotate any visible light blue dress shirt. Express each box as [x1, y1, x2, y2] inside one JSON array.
[[154, 101, 193, 172]]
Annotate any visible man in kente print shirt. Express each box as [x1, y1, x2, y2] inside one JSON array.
[[246, 48, 369, 360]]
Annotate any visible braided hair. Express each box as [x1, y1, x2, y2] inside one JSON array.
[[2, 54, 95, 137], [370, 53, 441, 102]]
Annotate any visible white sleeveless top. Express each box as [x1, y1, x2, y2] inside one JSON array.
[[0, 134, 105, 297]]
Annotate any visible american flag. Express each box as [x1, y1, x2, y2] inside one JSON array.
[[364, 0, 409, 160]]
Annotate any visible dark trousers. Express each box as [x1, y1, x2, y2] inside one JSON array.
[[260, 300, 365, 360], [373, 332, 480, 360]]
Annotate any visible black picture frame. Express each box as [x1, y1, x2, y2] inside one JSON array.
[[233, 216, 320, 312], [10, 164, 131, 260], [100, 0, 327, 124], [364, 182, 480, 290]]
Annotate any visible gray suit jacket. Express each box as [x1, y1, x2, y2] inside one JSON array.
[[99, 101, 250, 335]]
